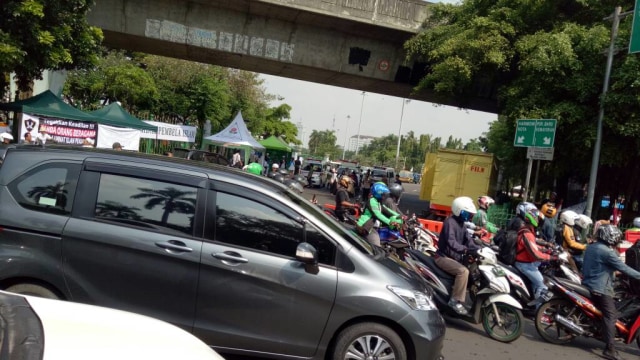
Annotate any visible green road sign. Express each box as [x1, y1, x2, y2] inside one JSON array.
[[631, 0, 640, 53], [513, 119, 557, 148]]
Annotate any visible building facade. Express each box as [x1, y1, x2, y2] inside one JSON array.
[[348, 135, 376, 152]]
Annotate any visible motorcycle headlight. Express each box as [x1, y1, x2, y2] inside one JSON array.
[[387, 286, 438, 311]]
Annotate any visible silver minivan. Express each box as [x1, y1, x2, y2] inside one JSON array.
[[0, 146, 446, 360]]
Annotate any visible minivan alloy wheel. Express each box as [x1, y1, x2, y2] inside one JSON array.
[[332, 322, 406, 360]]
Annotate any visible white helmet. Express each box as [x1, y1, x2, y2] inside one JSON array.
[[575, 214, 593, 230], [452, 196, 477, 222], [633, 217, 640, 229], [271, 163, 279, 169], [560, 210, 579, 226]]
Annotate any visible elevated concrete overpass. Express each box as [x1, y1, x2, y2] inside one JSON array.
[[88, 0, 498, 113]]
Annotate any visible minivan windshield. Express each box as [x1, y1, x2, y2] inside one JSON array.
[[282, 190, 375, 255]]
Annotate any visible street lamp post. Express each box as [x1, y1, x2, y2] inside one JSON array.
[[355, 91, 366, 156], [395, 99, 410, 169], [342, 115, 350, 160]]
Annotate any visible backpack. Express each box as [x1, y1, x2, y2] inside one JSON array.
[[494, 228, 518, 265]]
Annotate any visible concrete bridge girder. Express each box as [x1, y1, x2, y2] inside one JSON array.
[[88, 0, 498, 113]]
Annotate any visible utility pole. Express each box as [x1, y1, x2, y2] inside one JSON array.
[[395, 99, 410, 169], [355, 92, 366, 156], [585, 6, 631, 216], [342, 115, 350, 159]]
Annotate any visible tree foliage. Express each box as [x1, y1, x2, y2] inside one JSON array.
[[406, 0, 640, 212], [1, 0, 103, 97], [308, 130, 340, 158], [63, 50, 298, 145]]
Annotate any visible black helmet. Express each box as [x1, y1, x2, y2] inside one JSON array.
[[273, 174, 285, 183], [389, 183, 404, 200], [596, 224, 622, 246], [293, 174, 306, 185], [278, 168, 289, 177], [284, 179, 304, 194]]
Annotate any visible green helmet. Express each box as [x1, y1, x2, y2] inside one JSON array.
[[246, 162, 263, 175]]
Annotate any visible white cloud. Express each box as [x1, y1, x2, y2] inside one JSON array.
[[262, 74, 495, 147]]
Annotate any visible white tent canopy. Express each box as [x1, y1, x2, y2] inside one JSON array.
[[202, 111, 265, 150]]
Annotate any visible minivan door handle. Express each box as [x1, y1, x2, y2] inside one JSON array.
[[212, 251, 249, 264], [155, 240, 193, 253]]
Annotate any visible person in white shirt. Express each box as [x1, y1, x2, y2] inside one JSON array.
[[36, 129, 53, 145], [231, 149, 242, 168]]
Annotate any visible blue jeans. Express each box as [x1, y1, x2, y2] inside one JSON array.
[[515, 261, 548, 299], [573, 254, 584, 272]]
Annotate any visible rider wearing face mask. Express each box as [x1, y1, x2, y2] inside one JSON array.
[[434, 196, 481, 316]]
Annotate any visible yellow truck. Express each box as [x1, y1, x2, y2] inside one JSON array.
[[420, 149, 495, 220]]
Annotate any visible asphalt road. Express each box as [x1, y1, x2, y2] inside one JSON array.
[[226, 182, 640, 360]]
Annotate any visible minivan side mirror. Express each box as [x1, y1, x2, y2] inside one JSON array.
[[295, 242, 318, 265]]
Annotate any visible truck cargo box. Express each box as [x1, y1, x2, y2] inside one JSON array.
[[420, 149, 495, 218]]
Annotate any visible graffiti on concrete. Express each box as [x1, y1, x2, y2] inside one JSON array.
[[145, 19, 295, 62]]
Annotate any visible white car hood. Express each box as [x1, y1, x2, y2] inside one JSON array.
[[25, 296, 224, 360]]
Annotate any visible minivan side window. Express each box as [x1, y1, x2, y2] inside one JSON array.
[[8, 163, 81, 215], [94, 173, 197, 236], [215, 192, 336, 265]]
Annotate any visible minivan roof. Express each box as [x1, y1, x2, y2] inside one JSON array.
[[4, 144, 285, 192]]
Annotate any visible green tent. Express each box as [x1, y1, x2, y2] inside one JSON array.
[[0, 90, 101, 122], [90, 103, 157, 132], [259, 135, 291, 152]]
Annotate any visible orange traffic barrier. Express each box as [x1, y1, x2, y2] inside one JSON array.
[[417, 218, 443, 234]]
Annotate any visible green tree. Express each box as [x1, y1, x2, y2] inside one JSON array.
[[307, 130, 340, 158], [144, 55, 231, 135], [64, 51, 158, 111], [1, 0, 103, 97], [254, 103, 300, 145], [405, 0, 640, 205]]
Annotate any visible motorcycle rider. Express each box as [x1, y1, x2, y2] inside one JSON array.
[[575, 214, 594, 244], [514, 202, 556, 301], [434, 196, 481, 316], [244, 162, 264, 176], [559, 210, 586, 272], [539, 202, 558, 243], [472, 195, 494, 229], [356, 182, 402, 247], [582, 224, 640, 360], [383, 183, 404, 214], [334, 175, 357, 222], [472, 195, 498, 239]]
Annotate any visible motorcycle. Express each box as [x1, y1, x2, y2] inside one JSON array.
[[500, 250, 579, 317], [404, 215, 439, 255], [409, 247, 525, 343], [321, 202, 362, 220], [534, 275, 640, 349]]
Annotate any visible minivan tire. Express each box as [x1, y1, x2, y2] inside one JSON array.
[[5, 283, 60, 299], [332, 322, 406, 360]]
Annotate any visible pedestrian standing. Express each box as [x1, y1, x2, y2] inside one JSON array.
[[294, 156, 302, 175]]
